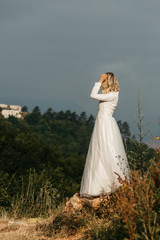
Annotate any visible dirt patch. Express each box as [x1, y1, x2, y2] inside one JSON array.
[[0, 218, 83, 240]]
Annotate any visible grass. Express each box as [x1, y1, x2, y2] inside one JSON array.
[[0, 217, 46, 240], [0, 203, 66, 240]]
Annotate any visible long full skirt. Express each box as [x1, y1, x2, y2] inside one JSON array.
[[80, 112, 130, 197]]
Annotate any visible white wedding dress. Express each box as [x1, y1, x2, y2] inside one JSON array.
[[80, 82, 130, 197]]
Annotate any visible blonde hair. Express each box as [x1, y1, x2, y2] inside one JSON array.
[[101, 72, 120, 94]]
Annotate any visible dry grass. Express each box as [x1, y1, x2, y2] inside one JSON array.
[[0, 216, 85, 240], [0, 217, 46, 240], [0, 200, 86, 240], [0, 203, 67, 240]]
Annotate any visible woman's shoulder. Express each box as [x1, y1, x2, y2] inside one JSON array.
[[99, 91, 119, 102], [106, 91, 119, 95]]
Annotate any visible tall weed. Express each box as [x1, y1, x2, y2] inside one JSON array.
[[10, 169, 61, 218]]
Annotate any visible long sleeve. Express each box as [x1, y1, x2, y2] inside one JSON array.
[[90, 82, 118, 101]]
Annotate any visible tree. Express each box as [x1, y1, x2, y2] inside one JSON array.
[[25, 106, 41, 125], [86, 114, 95, 128], [70, 112, 78, 122], [8, 116, 19, 125], [56, 110, 65, 120], [32, 106, 41, 116], [78, 112, 87, 125], [21, 106, 28, 112], [117, 120, 131, 139], [43, 108, 55, 120], [65, 110, 72, 121], [128, 89, 152, 173]]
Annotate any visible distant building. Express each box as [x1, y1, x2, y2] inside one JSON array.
[[0, 104, 22, 118]]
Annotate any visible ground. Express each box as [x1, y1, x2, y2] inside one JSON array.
[[0, 194, 108, 240], [0, 217, 83, 240]]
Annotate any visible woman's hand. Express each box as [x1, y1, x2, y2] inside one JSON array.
[[99, 73, 107, 83]]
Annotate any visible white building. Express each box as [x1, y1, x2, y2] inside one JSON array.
[[0, 104, 22, 118]]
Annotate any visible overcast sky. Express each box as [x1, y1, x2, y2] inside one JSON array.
[[0, 0, 160, 144]]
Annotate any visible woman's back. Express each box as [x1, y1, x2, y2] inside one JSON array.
[[90, 82, 119, 116], [98, 92, 119, 116]]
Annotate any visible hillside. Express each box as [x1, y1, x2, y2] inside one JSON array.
[[0, 107, 159, 239]]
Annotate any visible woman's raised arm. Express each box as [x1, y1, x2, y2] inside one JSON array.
[[90, 82, 118, 101]]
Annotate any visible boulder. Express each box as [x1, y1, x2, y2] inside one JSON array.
[[65, 193, 108, 213]]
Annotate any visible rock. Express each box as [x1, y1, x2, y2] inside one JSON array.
[[65, 193, 108, 213], [65, 193, 83, 213]]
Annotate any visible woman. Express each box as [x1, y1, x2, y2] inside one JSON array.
[[80, 72, 130, 197]]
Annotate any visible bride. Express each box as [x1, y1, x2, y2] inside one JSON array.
[[80, 72, 130, 197]]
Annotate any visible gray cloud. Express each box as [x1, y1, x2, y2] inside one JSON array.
[[0, 0, 160, 143]]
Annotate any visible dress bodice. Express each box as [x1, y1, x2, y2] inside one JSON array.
[[90, 82, 119, 116]]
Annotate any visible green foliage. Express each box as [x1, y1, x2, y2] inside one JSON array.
[[0, 108, 96, 216], [21, 105, 28, 112], [0, 171, 12, 207], [125, 138, 155, 171], [117, 120, 131, 139], [82, 219, 129, 240], [0, 106, 155, 220], [11, 169, 62, 218], [125, 89, 154, 172]]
